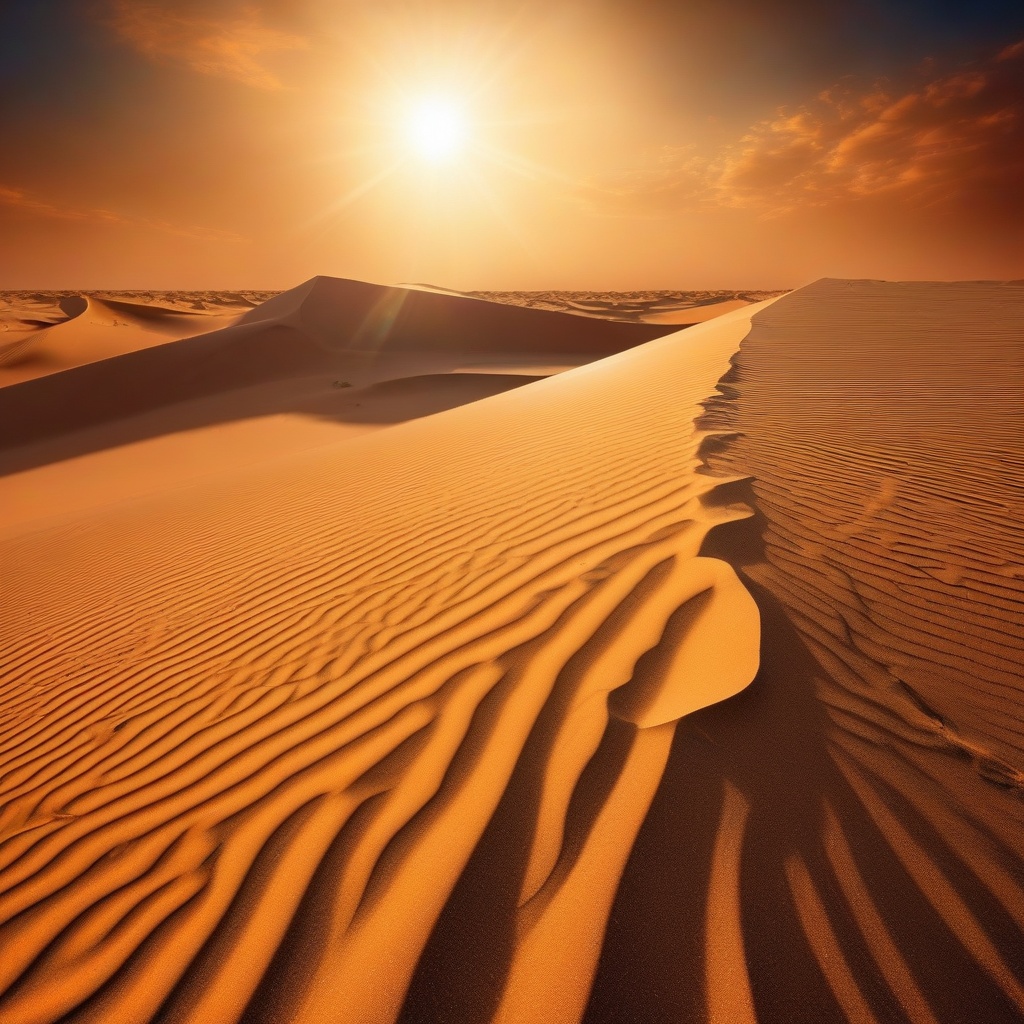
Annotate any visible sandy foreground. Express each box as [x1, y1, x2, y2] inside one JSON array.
[[0, 277, 1021, 1023]]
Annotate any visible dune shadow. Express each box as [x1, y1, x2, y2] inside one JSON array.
[[0, 277, 674, 476], [399, 430, 1024, 1023], [303, 373, 547, 425], [581, 576, 847, 1023], [581, 567, 1024, 1023], [0, 333, 551, 478], [392, 467, 847, 1022]]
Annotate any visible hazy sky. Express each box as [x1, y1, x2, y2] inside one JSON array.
[[2, 0, 1022, 288]]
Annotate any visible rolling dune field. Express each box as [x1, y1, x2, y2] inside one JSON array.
[[0, 278, 1021, 1024]]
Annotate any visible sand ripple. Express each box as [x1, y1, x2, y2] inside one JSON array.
[[591, 278, 1024, 1024], [0, 301, 763, 1023]]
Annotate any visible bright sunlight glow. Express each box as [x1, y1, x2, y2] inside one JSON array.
[[405, 97, 469, 163]]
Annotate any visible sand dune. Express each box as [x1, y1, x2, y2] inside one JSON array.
[[0, 278, 676, 531], [1, 278, 1021, 1024], [403, 285, 785, 325], [236, 276, 677, 349], [0, 290, 762, 1024], [0, 277, 673, 455], [0, 294, 254, 387], [589, 278, 1024, 1024]]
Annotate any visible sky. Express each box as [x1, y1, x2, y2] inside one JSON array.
[[1, 0, 1022, 289]]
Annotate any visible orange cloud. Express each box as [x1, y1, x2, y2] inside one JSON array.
[[106, 1, 307, 90], [719, 42, 1023, 213], [581, 38, 1024, 221], [0, 184, 241, 242]]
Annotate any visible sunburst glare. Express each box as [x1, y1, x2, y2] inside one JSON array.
[[405, 96, 469, 163]]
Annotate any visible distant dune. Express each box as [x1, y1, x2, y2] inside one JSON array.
[[0, 293, 259, 386], [402, 284, 786, 325], [0, 279, 1021, 1024], [0, 277, 674, 454], [0, 278, 678, 529], [235, 276, 679, 349]]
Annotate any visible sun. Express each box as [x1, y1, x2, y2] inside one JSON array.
[[404, 96, 469, 163]]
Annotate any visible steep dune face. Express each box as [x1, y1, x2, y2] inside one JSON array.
[[586, 279, 1024, 1024], [0, 301, 763, 1024], [238, 276, 677, 351], [705, 278, 1024, 775]]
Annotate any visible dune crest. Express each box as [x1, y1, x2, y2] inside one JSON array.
[[0, 293, 765, 1023], [236, 275, 677, 351], [584, 277, 1024, 1024]]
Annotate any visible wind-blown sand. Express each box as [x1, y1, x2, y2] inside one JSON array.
[[0, 277, 1021, 1023], [587, 278, 1024, 1024]]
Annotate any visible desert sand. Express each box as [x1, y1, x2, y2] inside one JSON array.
[[401, 286, 783, 326], [0, 277, 1021, 1024], [0, 292, 278, 388]]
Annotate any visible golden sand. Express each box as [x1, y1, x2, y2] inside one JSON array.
[[0, 278, 1021, 1023]]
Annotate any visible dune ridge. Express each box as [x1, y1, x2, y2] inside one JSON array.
[[235, 276, 679, 350], [0, 298, 764, 1023], [702, 279, 1024, 775], [582, 278, 1024, 1024]]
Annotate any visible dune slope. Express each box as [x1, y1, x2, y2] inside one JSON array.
[[0, 277, 674, 455], [235, 276, 678, 349], [583, 279, 1024, 1024], [0, 299, 763, 1023], [0, 295, 245, 387]]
